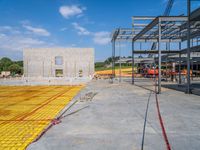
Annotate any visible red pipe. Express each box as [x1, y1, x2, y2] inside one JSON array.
[[155, 93, 171, 150]]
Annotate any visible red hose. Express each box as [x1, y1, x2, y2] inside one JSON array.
[[155, 93, 171, 150]]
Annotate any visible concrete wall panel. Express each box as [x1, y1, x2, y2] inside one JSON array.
[[23, 48, 94, 78]]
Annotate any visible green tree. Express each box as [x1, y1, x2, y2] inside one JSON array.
[[95, 62, 105, 68], [8, 64, 22, 75], [104, 57, 120, 64], [14, 61, 23, 67], [0, 57, 13, 72]]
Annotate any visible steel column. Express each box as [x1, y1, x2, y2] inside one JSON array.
[[186, 0, 191, 93], [119, 41, 122, 83], [114, 41, 116, 79], [132, 41, 135, 84], [179, 42, 182, 84], [158, 18, 162, 94], [166, 42, 170, 82], [191, 61, 193, 81], [112, 40, 116, 83]]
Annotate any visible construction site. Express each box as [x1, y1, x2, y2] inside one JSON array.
[[0, 0, 200, 150], [110, 1, 200, 95]]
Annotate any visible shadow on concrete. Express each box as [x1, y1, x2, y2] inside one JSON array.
[[162, 83, 200, 96]]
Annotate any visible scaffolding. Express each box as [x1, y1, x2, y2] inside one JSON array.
[[111, 1, 200, 94]]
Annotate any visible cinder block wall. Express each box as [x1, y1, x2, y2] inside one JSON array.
[[23, 48, 94, 78]]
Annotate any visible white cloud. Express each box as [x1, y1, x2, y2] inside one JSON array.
[[71, 44, 76, 47], [0, 25, 52, 52], [0, 35, 46, 51], [0, 26, 21, 34], [60, 27, 68, 31], [71, 22, 110, 45], [18, 37, 45, 45], [59, 5, 86, 19], [23, 25, 50, 36], [93, 31, 110, 45], [0, 33, 6, 38], [72, 22, 90, 35], [0, 26, 13, 31]]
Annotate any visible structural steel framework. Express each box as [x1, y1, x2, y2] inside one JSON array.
[[111, 2, 200, 94]]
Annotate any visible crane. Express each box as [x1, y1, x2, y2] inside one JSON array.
[[163, 0, 175, 16], [148, 0, 175, 58]]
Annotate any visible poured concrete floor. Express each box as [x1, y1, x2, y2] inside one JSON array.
[[28, 79, 200, 150]]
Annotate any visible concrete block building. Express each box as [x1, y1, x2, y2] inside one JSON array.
[[23, 48, 94, 78]]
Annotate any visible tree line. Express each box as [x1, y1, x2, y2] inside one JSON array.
[[0, 57, 23, 75], [95, 56, 132, 71]]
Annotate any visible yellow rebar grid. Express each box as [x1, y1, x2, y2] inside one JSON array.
[[0, 85, 84, 150]]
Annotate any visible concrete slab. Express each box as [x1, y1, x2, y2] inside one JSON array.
[[28, 79, 200, 150], [0, 77, 91, 85]]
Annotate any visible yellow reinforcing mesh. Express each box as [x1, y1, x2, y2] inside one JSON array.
[[0, 85, 84, 150], [95, 68, 134, 77]]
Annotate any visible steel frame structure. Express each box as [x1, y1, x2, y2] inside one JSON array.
[[111, 3, 200, 94]]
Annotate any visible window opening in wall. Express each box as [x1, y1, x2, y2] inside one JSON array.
[[55, 69, 63, 77], [55, 56, 63, 65], [79, 69, 83, 77]]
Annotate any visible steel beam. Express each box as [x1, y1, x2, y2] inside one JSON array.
[[115, 46, 200, 54], [182, 30, 200, 41], [160, 16, 188, 22], [115, 38, 182, 42], [133, 50, 180, 54], [190, 7, 200, 21], [132, 16, 156, 20], [181, 45, 200, 53], [133, 17, 159, 41], [111, 29, 120, 42]]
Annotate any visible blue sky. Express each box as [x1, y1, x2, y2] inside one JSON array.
[[0, 0, 199, 61]]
